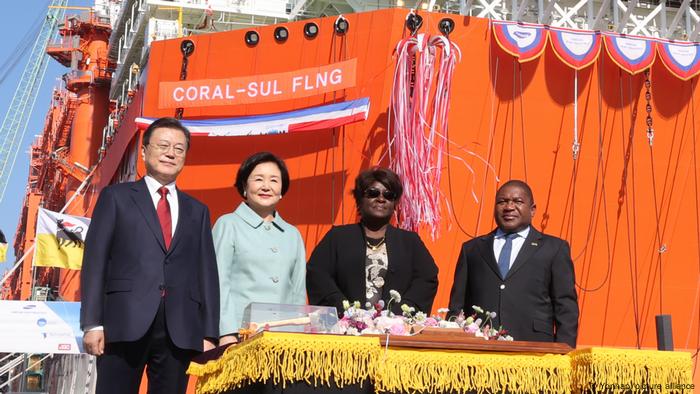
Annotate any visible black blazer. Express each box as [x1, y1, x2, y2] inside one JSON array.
[[79, 179, 219, 351], [448, 227, 579, 348], [307, 224, 438, 315]]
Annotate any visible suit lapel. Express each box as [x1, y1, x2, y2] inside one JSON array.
[[131, 179, 166, 252], [168, 188, 191, 254], [478, 231, 502, 278], [506, 227, 543, 279]]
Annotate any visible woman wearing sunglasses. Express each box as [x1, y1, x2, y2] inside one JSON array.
[[213, 152, 306, 345], [306, 167, 438, 316]]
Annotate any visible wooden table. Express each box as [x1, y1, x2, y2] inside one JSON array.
[[187, 332, 692, 394]]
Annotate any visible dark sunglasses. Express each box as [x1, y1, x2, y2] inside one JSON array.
[[364, 188, 397, 201]]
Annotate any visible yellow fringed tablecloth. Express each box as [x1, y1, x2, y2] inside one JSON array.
[[188, 333, 694, 394], [188, 333, 381, 394], [570, 347, 693, 393], [374, 347, 570, 394]]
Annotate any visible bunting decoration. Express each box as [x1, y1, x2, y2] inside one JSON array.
[[136, 98, 370, 136], [603, 33, 657, 75], [549, 28, 601, 70], [492, 21, 548, 63], [548, 28, 602, 160], [657, 40, 700, 81]]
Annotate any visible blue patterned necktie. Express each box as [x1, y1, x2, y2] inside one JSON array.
[[498, 233, 517, 279]]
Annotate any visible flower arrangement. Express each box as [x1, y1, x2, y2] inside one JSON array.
[[331, 290, 512, 341], [453, 305, 513, 341]]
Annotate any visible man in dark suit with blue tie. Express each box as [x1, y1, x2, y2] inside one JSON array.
[[448, 180, 579, 348], [80, 117, 219, 394]]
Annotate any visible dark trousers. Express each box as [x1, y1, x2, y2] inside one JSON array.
[[96, 300, 195, 394]]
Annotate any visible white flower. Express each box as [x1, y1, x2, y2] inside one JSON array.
[[472, 305, 483, 314], [353, 301, 361, 309], [389, 290, 401, 302], [342, 300, 350, 310], [414, 311, 427, 321], [490, 312, 497, 319], [437, 308, 449, 314], [346, 327, 360, 336], [439, 320, 460, 328], [330, 323, 347, 335]]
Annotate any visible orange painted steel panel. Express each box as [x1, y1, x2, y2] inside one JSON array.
[[136, 9, 700, 357]]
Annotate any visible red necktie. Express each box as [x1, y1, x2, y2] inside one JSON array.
[[157, 186, 172, 249]]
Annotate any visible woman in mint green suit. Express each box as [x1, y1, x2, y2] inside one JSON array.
[[213, 152, 306, 345]]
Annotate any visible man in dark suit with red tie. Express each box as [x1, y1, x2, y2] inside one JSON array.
[[448, 180, 579, 348], [80, 117, 219, 394]]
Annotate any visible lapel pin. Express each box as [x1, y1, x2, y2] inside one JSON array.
[[531, 242, 538, 246]]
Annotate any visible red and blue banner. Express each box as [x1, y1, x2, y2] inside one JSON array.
[[136, 98, 370, 136], [492, 21, 548, 63], [549, 27, 601, 70], [657, 40, 700, 81], [603, 33, 656, 75]]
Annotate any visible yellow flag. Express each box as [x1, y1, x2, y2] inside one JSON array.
[[34, 208, 91, 270], [0, 229, 6, 263]]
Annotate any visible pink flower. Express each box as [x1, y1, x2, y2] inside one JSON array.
[[389, 322, 407, 335], [353, 321, 368, 331], [465, 322, 479, 333], [423, 317, 438, 327], [375, 316, 406, 335]]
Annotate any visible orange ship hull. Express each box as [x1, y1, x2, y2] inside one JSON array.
[[11, 7, 700, 390]]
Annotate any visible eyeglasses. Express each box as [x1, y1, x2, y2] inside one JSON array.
[[149, 143, 186, 157], [364, 188, 397, 201]]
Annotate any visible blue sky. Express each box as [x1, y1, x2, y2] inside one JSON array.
[[0, 0, 90, 275]]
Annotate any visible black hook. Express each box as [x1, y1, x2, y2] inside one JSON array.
[[406, 13, 423, 35], [180, 40, 195, 57], [176, 40, 195, 119], [335, 16, 349, 34], [438, 18, 455, 37]]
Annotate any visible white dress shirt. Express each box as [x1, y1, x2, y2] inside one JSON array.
[[493, 226, 531, 270]]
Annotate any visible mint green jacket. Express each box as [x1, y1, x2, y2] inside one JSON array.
[[213, 202, 306, 336]]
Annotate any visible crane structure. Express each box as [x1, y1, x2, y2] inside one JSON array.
[[0, 0, 67, 204]]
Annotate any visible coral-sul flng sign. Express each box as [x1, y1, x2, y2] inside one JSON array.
[[158, 58, 357, 109]]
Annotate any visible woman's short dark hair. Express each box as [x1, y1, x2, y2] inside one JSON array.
[[352, 167, 403, 209], [235, 152, 290, 197], [142, 117, 191, 149]]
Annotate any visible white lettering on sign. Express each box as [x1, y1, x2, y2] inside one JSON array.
[[159, 58, 357, 108]]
